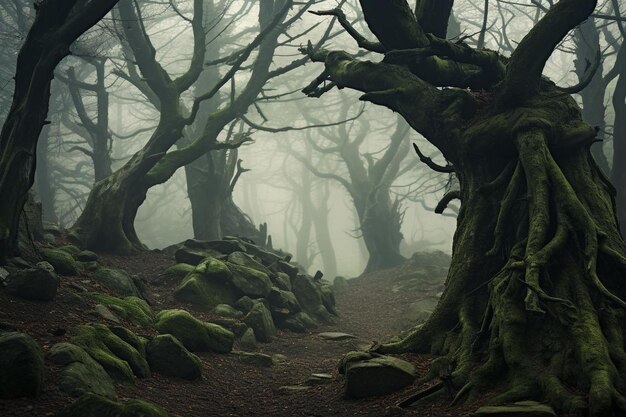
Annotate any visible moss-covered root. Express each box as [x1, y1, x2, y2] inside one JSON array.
[[56, 392, 169, 417]]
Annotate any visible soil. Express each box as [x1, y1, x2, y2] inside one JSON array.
[[0, 247, 485, 417]]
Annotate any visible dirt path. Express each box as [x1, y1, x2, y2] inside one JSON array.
[[0, 250, 478, 417]]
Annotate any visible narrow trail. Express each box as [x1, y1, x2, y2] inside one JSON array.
[[0, 250, 475, 417]]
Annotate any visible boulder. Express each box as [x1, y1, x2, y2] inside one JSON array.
[[147, 335, 202, 380], [342, 353, 415, 398], [319, 332, 358, 341], [291, 274, 332, 322], [71, 324, 150, 381], [235, 296, 254, 314], [94, 304, 121, 324], [212, 304, 244, 319], [243, 300, 276, 342], [160, 263, 195, 283], [273, 272, 292, 291], [48, 343, 116, 398], [209, 317, 248, 337], [174, 258, 239, 309], [109, 326, 147, 357], [305, 373, 333, 386], [227, 263, 272, 298], [91, 294, 154, 328], [472, 401, 557, 417], [275, 260, 299, 278], [56, 393, 169, 417], [333, 276, 349, 293], [58, 245, 81, 255], [239, 328, 257, 350], [93, 268, 142, 298], [6, 266, 59, 301], [76, 250, 99, 262], [40, 248, 78, 275], [227, 251, 273, 276], [232, 351, 273, 367], [280, 312, 317, 333], [174, 246, 223, 266], [155, 309, 234, 353], [268, 287, 300, 319], [0, 332, 44, 399]]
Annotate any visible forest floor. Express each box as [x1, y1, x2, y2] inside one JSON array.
[[0, 248, 486, 417]]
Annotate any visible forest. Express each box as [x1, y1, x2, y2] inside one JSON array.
[[0, 0, 626, 416]]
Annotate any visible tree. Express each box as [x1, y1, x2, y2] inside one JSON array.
[[0, 0, 119, 263], [305, 0, 626, 414]]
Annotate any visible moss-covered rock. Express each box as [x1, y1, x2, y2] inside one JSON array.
[[273, 272, 292, 292], [56, 393, 169, 417], [291, 274, 332, 323], [209, 317, 248, 337], [342, 353, 416, 398], [226, 263, 272, 298], [6, 266, 59, 301], [279, 312, 317, 333], [232, 351, 273, 367], [155, 310, 234, 353], [163, 263, 195, 280], [243, 300, 276, 343], [41, 248, 78, 275], [58, 245, 81, 256], [333, 276, 349, 293], [174, 258, 239, 309], [71, 324, 150, 381], [93, 268, 142, 298], [48, 343, 116, 399], [212, 304, 244, 319], [0, 332, 44, 399], [227, 252, 273, 276], [91, 294, 154, 328], [268, 287, 300, 320], [235, 296, 254, 314], [76, 250, 99, 262], [239, 328, 257, 350], [109, 326, 147, 357], [146, 335, 202, 380]]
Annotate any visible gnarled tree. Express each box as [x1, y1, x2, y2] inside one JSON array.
[[305, 0, 626, 414]]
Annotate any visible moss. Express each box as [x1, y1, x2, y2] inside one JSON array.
[[146, 335, 202, 380], [56, 392, 169, 417], [41, 248, 78, 275], [109, 326, 147, 357], [71, 324, 150, 381], [91, 294, 154, 328], [155, 309, 234, 353], [174, 258, 239, 309], [227, 262, 272, 298], [163, 263, 195, 279], [93, 268, 142, 298]]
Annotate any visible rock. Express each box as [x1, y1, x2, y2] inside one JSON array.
[[343, 354, 415, 398], [91, 294, 154, 328], [80, 261, 100, 272], [235, 296, 254, 314], [0, 266, 9, 284], [56, 393, 169, 417], [109, 326, 147, 357], [239, 328, 257, 350], [36, 261, 55, 272], [272, 354, 288, 364], [333, 276, 349, 293], [227, 262, 272, 298], [0, 332, 44, 399], [147, 335, 202, 380], [156, 309, 234, 353], [71, 324, 150, 381], [338, 351, 374, 374], [243, 300, 276, 342], [160, 263, 195, 284], [212, 304, 244, 319], [472, 401, 557, 417], [319, 332, 358, 341], [93, 268, 142, 298], [6, 267, 59, 301], [209, 317, 248, 337], [76, 250, 98, 262], [273, 272, 292, 291], [58, 245, 81, 255], [227, 251, 273, 276], [48, 343, 116, 398], [276, 260, 299, 278], [174, 258, 239, 309], [305, 373, 333, 386], [40, 248, 78, 275], [232, 351, 273, 367], [175, 240, 244, 265], [95, 304, 121, 324], [291, 274, 332, 323], [268, 287, 300, 319], [320, 284, 337, 315], [280, 312, 317, 333], [174, 246, 222, 266], [277, 385, 310, 395]]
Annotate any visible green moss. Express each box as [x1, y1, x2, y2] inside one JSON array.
[[146, 335, 202, 380], [93, 268, 142, 298], [174, 258, 239, 309], [155, 309, 234, 353], [227, 263, 272, 298], [56, 392, 169, 417], [91, 294, 154, 328], [71, 324, 150, 381], [163, 263, 195, 279], [41, 248, 78, 275]]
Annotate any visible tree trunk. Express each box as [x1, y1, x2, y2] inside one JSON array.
[[35, 125, 58, 224], [610, 42, 626, 237], [311, 183, 338, 278]]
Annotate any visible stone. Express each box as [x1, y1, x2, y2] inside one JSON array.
[[76, 250, 98, 262], [227, 262, 272, 298], [161, 263, 195, 283], [94, 268, 142, 298], [209, 317, 248, 337], [0, 332, 44, 399], [333, 276, 349, 293], [235, 296, 254, 314], [56, 393, 169, 417], [319, 332, 358, 341], [305, 373, 333, 386], [147, 335, 202, 380], [343, 354, 415, 398], [95, 304, 121, 324], [48, 343, 116, 398], [6, 267, 59, 301], [268, 287, 300, 319], [80, 261, 100, 272], [472, 401, 557, 417], [58, 244, 81, 255], [91, 294, 154, 328], [277, 385, 310, 395], [227, 251, 273, 276], [36, 261, 55, 272], [276, 260, 299, 278], [243, 300, 276, 342], [40, 248, 78, 275], [273, 272, 292, 291], [0, 266, 9, 283], [291, 274, 332, 323], [212, 304, 244, 319], [109, 326, 147, 357], [232, 351, 273, 367], [272, 353, 288, 364], [280, 312, 317, 333], [156, 309, 234, 353], [71, 324, 150, 381], [239, 328, 257, 350], [174, 258, 239, 309], [174, 246, 222, 266]]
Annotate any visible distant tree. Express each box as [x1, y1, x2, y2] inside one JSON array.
[[304, 0, 626, 414], [0, 0, 119, 263]]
